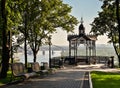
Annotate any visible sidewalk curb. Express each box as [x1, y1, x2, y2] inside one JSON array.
[[89, 72, 93, 88]]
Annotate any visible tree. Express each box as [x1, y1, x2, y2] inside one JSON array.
[[17, 0, 32, 68], [0, 0, 2, 60], [91, 0, 120, 66], [27, 0, 78, 62], [116, 0, 120, 58], [0, 0, 21, 78], [0, 0, 9, 78]]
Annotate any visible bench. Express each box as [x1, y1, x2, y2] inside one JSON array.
[[29, 62, 48, 76], [11, 63, 36, 81]]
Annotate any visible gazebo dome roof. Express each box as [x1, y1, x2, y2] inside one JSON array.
[[79, 17, 85, 30], [78, 17, 85, 35], [79, 23, 84, 30]]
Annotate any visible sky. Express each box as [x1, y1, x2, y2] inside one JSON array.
[[51, 0, 109, 46]]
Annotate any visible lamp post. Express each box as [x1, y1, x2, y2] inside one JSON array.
[[48, 35, 52, 68]]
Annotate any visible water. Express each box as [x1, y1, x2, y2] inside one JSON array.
[[14, 45, 118, 65], [15, 50, 62, 65]]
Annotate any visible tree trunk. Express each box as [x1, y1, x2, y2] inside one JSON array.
[[24, 11, 28, 68], [0, 0, 10, 78], [33, 49, 39, 62], [111, 31, 120, 67], [24, 21, 27, 68], [24, 38, 27, 68], [116, 0, 120, 67], [33, 51, 37, 62]]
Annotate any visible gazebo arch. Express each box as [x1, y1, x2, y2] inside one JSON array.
[[67, 18, 97, 64]]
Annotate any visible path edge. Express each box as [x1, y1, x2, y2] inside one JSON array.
[[89, 71, 93, 88]]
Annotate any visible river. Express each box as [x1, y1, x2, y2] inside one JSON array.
[[14, 50, 62, 65]]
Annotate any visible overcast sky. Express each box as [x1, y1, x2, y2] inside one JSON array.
[[51, 0, 109, 46]]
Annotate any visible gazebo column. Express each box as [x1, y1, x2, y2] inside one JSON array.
[[75, 40, 78, 64], [74, 41, 76, 59], [93, 41, 96, 64], [73, 40, 77, 65], [91, 41, 95, 56], [94, 41, 96, 56], [88, 40, 92, 64], [86, 40, 88, 64], [69, 40, 71, 58]]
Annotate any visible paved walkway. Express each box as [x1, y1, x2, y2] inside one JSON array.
[[2, 64, 120, 88], [4, 69, 85, 88]]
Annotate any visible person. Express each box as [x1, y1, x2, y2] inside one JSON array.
[[59, 58, 63, 68], [108, 56, 114, 68], [111, 56, 114, 68], [107, 59, 111, 68]]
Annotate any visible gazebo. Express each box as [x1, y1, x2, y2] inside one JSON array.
[[67, 18, 97, 64]]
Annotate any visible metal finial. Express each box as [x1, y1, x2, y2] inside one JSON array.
[[81, 17, 83, 24]]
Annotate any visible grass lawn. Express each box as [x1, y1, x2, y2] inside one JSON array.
[[91, 71, 120, 88]]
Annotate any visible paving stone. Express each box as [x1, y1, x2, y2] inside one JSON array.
[[4, 70, 85, 88]]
